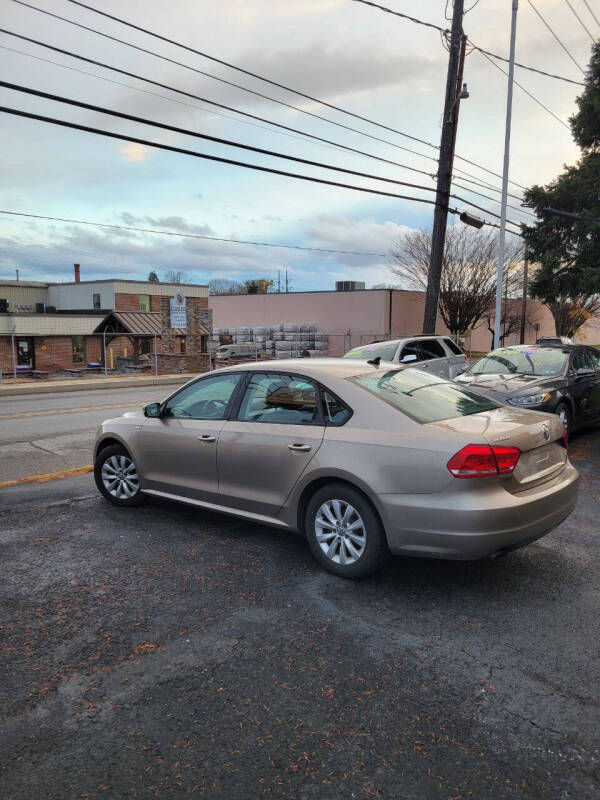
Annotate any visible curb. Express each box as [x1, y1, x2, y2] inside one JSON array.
[[0, 374, 196, 397]]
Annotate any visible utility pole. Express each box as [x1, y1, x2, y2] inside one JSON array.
[[422, 0, 465, 334], [285, 270, 289, 293], [494, 0, 518, 349], [519, 256, 528, 344]]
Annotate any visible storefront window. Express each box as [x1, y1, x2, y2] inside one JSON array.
[[139, 294, 151, 312]]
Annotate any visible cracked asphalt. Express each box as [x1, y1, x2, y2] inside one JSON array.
[[0, 428, 599, 799]]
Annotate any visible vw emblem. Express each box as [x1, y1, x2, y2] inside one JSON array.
[[542, 423, 550, 441]]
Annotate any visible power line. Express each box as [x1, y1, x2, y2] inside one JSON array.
[[0, 81, 522, 227], [0, 28, 525, 201], [581, 0, 600, 29], [526, 0, 586, 75], [10, 0, 527, 191], [0, 79, 444, 196], [563, 0, 596, 41], [477, 49, 571, 130], [0, 210, 390, 257], [352, 0, 585, 85], [62, 0, 439, 151], [0, 104, 461, 212], [0, 29, 439, 173]]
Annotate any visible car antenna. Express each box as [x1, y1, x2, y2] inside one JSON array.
[[367, 356, 381, 367]]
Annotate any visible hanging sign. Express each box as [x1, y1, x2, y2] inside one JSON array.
[[170, 292, 186, 328]]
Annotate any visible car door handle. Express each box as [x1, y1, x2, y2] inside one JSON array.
[[198, 434, 217, 443], [288, 443, 312, 452]]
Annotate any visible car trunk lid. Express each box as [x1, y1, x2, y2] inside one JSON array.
[[427, 406, 567, 492]]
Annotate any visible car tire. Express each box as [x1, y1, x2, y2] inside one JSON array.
[[304, 483, 389, 578], [94, 444, 146, 507], [555, 402, 572, 440]]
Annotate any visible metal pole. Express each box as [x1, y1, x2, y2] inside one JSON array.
[[519, 257, 529, 344], [494, 0, 518, 349], [11, 332, 17, 383], [154, 335, 158, 375], [422, 1, 465, 333], [103, 332, 107, 376]]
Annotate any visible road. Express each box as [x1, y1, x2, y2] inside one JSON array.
[[0, 386, 171, 482], [0, 428, 598, 799]]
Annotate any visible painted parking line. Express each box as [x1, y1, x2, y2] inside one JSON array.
[[0, 402, 144, 420], [0, 465, 93, 489]]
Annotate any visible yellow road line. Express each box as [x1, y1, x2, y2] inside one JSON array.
[[0, 402, 144, 420], [0, 465, 94, 489]]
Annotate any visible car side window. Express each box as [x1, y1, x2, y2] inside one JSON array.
[[443, 337, 463, 355], [237, 373, 321, 425], [586, 349, 600, 371], [400, 341, 425, 363], [164, 373, 243, 419], [418, 339, 447, 359], [572, 350, 593, 372], [323, 390, 352, 426]]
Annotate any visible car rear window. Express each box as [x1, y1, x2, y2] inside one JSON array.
[[349, 368, 499, 423]]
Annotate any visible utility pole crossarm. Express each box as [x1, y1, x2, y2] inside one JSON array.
[[422, 0, 466, 334]]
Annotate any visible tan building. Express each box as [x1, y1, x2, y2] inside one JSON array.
[[209, 287, 594, 355], [0, 269, 209, 375]]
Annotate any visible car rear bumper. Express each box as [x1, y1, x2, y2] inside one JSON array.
[[374, 462, 579, 560]]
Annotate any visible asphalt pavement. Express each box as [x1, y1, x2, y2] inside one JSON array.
[[0, 427, 599, 799], [0, 385, 175, 482]]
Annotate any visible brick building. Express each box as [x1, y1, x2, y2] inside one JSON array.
[[0, 269, 210, 375]]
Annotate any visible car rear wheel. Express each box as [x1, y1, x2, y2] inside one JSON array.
[[304, 483, 389, 578], [94, 444, 146, 507], [555, 402, 572, 440]]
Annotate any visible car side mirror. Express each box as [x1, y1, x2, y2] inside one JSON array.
[[144, 402, 162, 418], [401, 354, 418, 363]]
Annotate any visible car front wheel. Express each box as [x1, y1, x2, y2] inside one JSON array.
[[304, 483, 389, 578], [94, 444, 146, 507]]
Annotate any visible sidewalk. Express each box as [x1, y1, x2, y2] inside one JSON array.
[[0, 372, 197, 397]]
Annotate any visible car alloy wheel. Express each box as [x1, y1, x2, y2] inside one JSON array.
[[101, 454, 140, 499], [315, 499, 367, 565]]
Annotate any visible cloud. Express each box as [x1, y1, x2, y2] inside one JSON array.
[[119, 213, 215, 236], [119, 143, 152, 162]]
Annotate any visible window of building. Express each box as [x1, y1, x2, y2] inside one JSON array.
[[139, 294, 151, 312], [93, 293, 101, 310], [178, 336, 187, 353], [72, 335, 85, 363]]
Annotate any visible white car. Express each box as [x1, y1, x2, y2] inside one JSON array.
[[343, 335, 468, 379]]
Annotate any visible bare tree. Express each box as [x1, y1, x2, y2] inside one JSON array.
[[545, 294, 600, 338], [163, 270, 190, 284], [208, 278, 247, 295], [389, 227, 524, 337]]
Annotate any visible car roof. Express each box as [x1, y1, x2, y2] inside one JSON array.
[[489, 344, 578, 353], [348, 334, 447, 348], [212, 357, 399, 380]]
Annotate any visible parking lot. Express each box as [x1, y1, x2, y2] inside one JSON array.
[[0, 424, 597, 799]]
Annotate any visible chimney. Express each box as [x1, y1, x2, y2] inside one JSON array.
[[74, 263, 81, 283]]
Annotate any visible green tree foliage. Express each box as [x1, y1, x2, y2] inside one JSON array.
[[522, 43, 600, 337]]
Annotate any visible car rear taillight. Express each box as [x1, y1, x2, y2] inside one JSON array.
[[447, 444, 521, 478]]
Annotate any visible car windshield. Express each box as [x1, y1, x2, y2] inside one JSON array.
[[470, 348, 568, 377], [349, 369, 499, 423], [343, 342, 398, 361]]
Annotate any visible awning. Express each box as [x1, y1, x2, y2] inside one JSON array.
[[93, 311, 209, 337]]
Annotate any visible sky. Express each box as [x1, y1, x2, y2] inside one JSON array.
[[0, 0, 595, 290]]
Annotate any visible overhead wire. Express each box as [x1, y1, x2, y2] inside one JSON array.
[[0, 28, 525, 200], [0, 80, 525, 227], [563, 0, 596, 41], [9, 0, 528, 190], [581, 0, 600, 29], [0, 210, 391, 257], [477, 49, 571, 130], [352, 0, 585, 85], [526, 0, 586, 74]]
